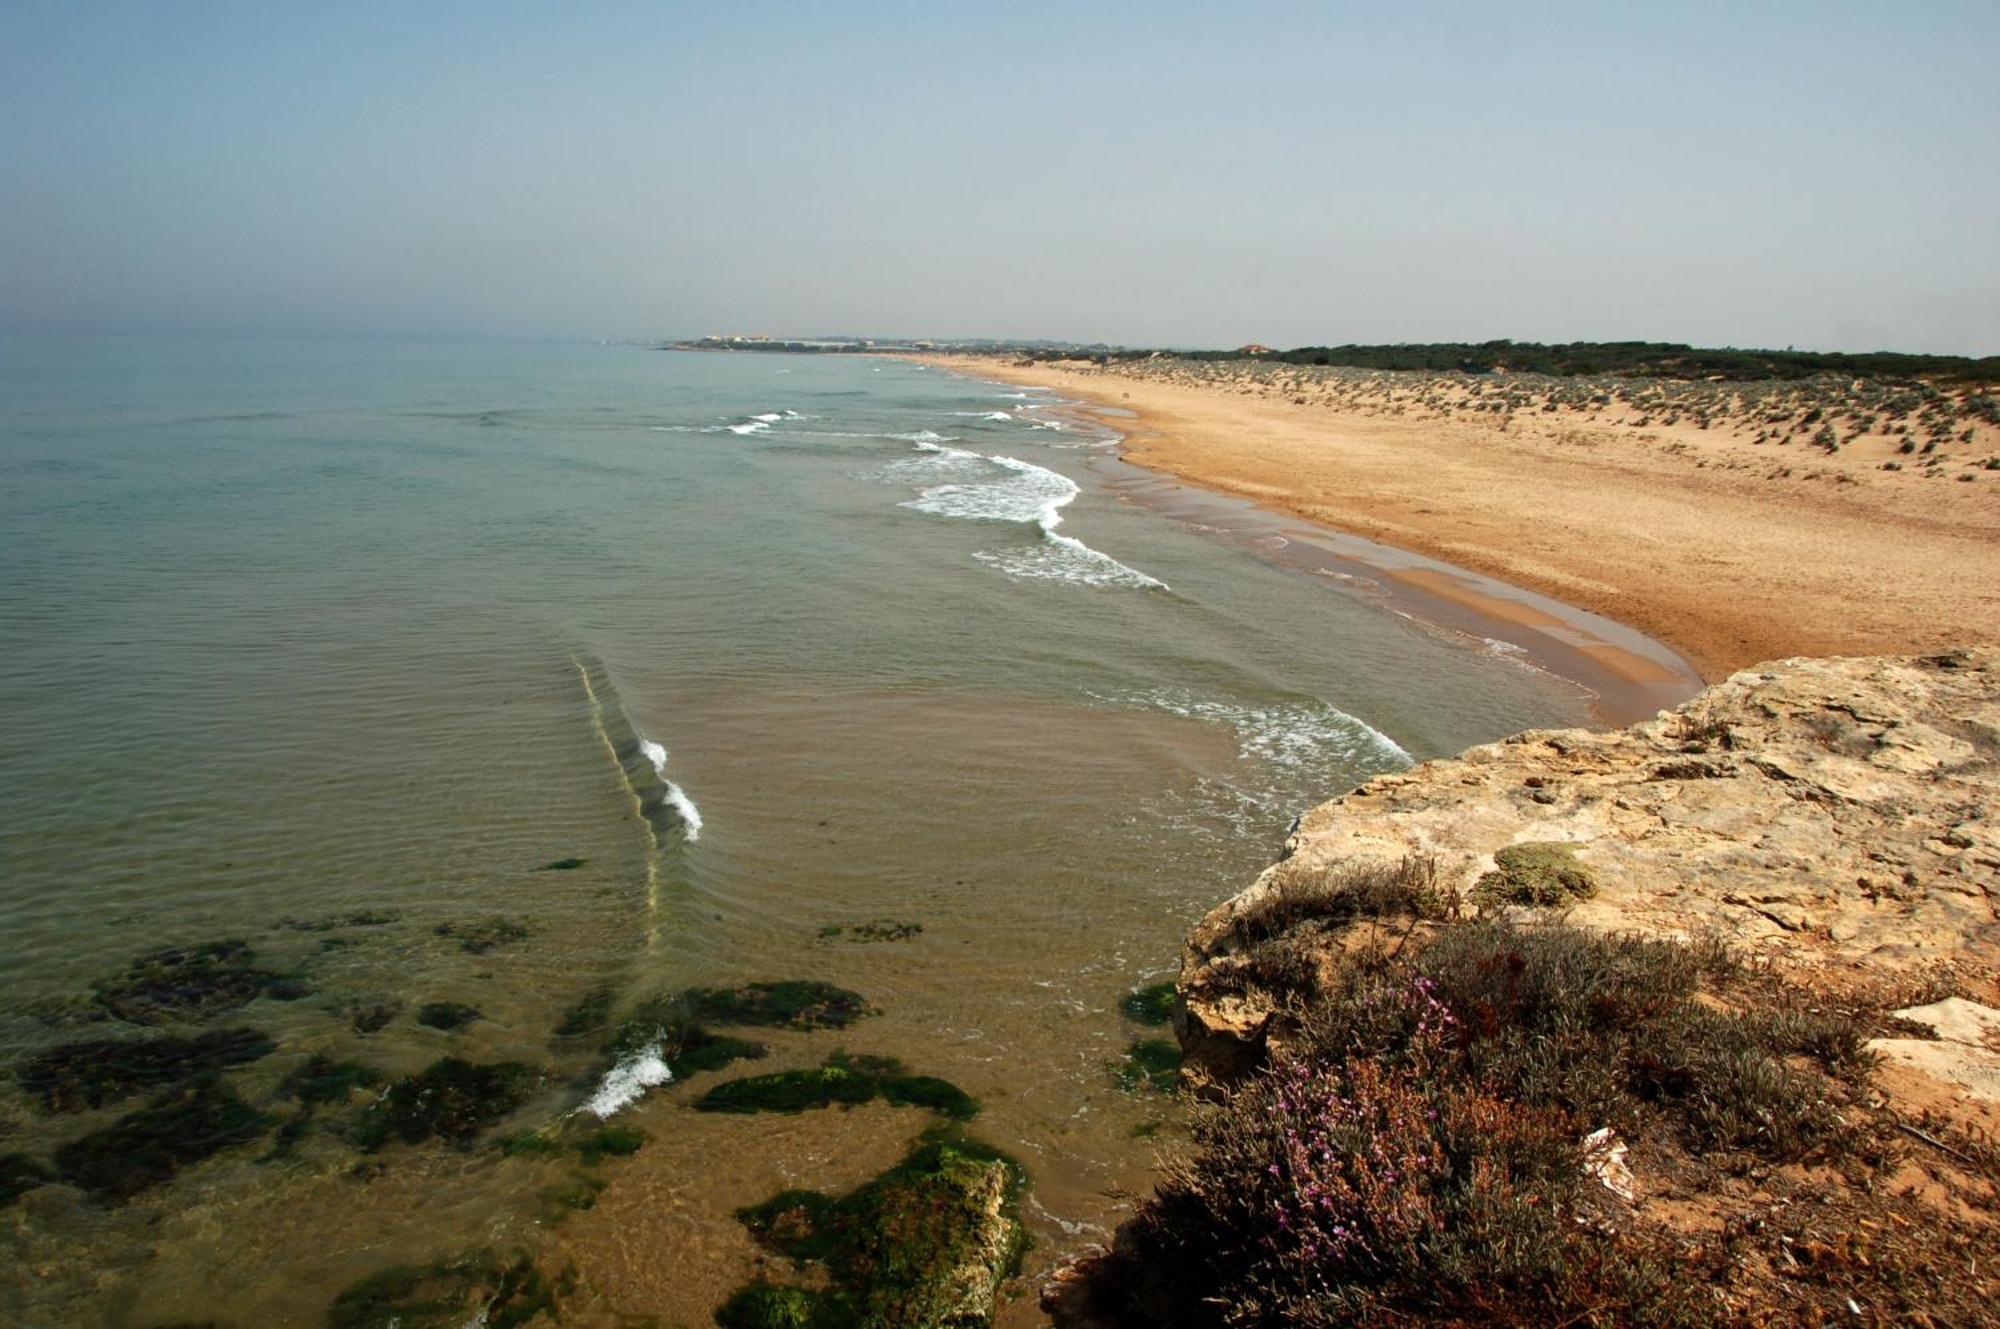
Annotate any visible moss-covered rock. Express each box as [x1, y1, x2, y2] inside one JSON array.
[[349, 1000, 401, 1035], [538, 857, 586, 871], [551, 982, 617, 1040], [572, 1123, 646, 1165], [353, 1058, 537, 1150], [416, 1001, 481, 1032], [820, 921, 923, 944], [89, 940, 306, 1024], [53, 1078, 271, 1201], [729, 1136, 1026, 1327], [328, 1250, 562, 1329], [696, 1054, 979, 1120], [599, 990, 766, 1079], [1474, 841, 1598, 907], [17, 1027, 276, 1112], [1120, 983, 1178, 1027], [687, 980, 871, 1031]]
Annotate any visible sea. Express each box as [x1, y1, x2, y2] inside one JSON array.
[[0, 336, 1603, 1325]]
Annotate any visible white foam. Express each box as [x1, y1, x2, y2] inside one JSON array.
[[640, 737, 703, 841], [584, 1043, 673, 1117], [950, 411, 1018, 422], [725, 421, 769, 435], [902, 454, 1165, 589], [751, 412, 784, 423], [1129, 689, 1413, 770]]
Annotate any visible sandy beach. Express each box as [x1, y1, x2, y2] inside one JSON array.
[[918, 355, 2000, 682]]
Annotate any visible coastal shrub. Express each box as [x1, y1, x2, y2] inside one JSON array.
[[434, 917, 531, 954], [1228, 855, 1453, 947], [328, 1250, 562, 1329], [416, 1001, 481, 1031], [696, 1052, 979, 1120], [54, 1078, 272, 1201], [727, 1135, 1026, 1327], [353, 1057, 537, 1150], [90, 939, 306, 1023], [1118, 1039, 1182, 1093], [18, 1027, 276, 1112], [1086, 920, 1884, 1325], [1120, 982, 1177, 1026], [1473, 841, 1596, 907], [687, 979, 872, 1030]]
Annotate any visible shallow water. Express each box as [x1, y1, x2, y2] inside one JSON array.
[[0, 337, 1597, 1325]]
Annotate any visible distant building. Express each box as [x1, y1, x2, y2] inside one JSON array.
[[1238, 343, 1274, 355]]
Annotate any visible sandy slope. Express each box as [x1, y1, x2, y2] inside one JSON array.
[[920, 355, 2000, 681]]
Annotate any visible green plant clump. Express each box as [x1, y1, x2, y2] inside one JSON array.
[[89, 940, 308, 1024], [353, 1058, 537, 1150], [1474, 841, 1597, 907], [725, 1136, 1026, 1326], [696, 1053, 978, 1120], [53, 1078, 271, 1201], [328, 1250, 563, 1329], [17, 1027, 276, 1112]]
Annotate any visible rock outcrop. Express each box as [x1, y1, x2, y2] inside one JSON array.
[[1178, 649, 2000, 1093]]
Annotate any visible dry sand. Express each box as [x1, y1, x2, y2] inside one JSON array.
[[917, 355, 2000, 683]]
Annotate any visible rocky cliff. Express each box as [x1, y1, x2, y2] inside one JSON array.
[[1177, 648, 2000, 1097]]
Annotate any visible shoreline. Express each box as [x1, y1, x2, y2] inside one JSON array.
[[903, 353, 2000, 691], [904, 355, 1706, 725]]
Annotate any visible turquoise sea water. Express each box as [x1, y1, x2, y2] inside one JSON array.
[[0, 336, 1593, 1324]]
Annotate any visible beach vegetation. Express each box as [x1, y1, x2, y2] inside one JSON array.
[[1072, 919, 1912, 1326], [1472, 841, 1597, 907], [724, 1134, 1026, 1327], [351, 1057, 537, 1150], [54, 1078, 271, 1201], [695, 1052, 979, 1120], [89, 939, 307, 1024], [17, 1027, 276, 1112], [1120, 982, 1177, 1026]]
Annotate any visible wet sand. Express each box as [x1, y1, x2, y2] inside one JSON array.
[[912, 355, 2000, 686]]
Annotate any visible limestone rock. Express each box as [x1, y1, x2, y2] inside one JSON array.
[[1179, 650, 2000, 1092]]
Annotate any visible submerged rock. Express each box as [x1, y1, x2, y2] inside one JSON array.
[[695, 1053, 979, 1120], [551, 982, 617, 1040], [416, 1001, 481, 1032], [54, 1078, 271, 1201], [1, 1152, 55, 1207], [686, 980, 872, 1030], [354, 1057, 537, 1150], [328, 1250, 563, 1329], [89, 940, 306, 1024], [724, 1137, 1026, 1327], [279, 1055, 383, 1105], [434, 917, 531, 954], [1116, 1039, 1181, 1094], [17, 1027, 275, 1112], [1118, 983, 1177, 1027]]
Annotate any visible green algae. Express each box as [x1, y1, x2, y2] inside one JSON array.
[[279, 1055, 382, 1105], [1120, 982, 1178, 1027], [349, 1000, 401, 1035], [353, 1057, 537, 1150], [551, 982, 617, 1040], [416, 1001, 481, 1031], [819, 920, 923, 944], [1117, 1038, 1181, 1093], [600, 990, 767, 1079], [573, 1123, 646, 1165], [17, 1027, 276, 1112], [728, 1136, 1027, 1327], [687, 980, 871, 1031], [1, 1152, 55, 1207], [328, 1250, 563, 1329], [696, 1054, 979, 1120], [54, 1078, 271, 1201], [1474, 841, 1598, 907], [89, 939, 307, 1024]]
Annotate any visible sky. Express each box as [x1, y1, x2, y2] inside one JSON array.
[[3, 2, 1996, 353]]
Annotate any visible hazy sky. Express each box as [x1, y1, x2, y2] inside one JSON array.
[[4, 2, 1996, 352]]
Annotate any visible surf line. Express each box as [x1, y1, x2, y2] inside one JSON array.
[[571, 654, 704, 951]]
